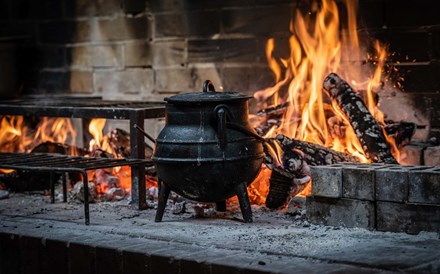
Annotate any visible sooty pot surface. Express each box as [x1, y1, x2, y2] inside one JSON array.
[[153, 81, 264, 222]]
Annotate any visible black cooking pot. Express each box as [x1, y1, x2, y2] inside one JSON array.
[[153, 80, 264, 222]]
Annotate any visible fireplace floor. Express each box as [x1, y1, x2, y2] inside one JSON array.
[[0, 193, 439, 274]]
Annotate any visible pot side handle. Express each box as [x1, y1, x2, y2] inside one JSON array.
[[214, 104, 231, 149], [203, 80, 216, 93]]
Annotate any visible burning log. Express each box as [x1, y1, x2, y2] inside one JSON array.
[[32, 141, 74, 154], [264, 137, 312, 209], [265, 166, 311, 210], [263, 134, 359, 209], [323, 73, 398, 164], [254, 102, 289, 136], [272, 134, 360, 166], [384, 120, 416, 148], [262, 134, 359, 209], [107, 128, 154, 159]]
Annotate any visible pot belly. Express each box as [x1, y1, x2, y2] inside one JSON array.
[[154, 156, 263, 202]]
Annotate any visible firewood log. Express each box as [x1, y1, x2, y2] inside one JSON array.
[[270, 134, 360, 166], [262, 135, 358, 209], [384, 120, 416, 148], [254, 102, 289, 136], [106, 128, 153, 159], [265, 152, 311, 210], [323, 73, 398, 164]]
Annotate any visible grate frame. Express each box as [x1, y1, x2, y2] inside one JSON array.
[[0, 152, 154, 225], [0, 97, 165, 209]]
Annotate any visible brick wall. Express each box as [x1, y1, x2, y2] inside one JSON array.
[[0, 0, 439, 136]]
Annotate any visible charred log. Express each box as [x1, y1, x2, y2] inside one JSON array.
[[271, 134, 360, 166], [265, 164, 311, 210], [263, 134, 357, 209], [264, 137, 312, 209], [323, 73, 398, 164], [106, 128, 153, 159], [254, 102, 289, 136], [384, 120, 416, 148], [257, 102, 289, 117], [32, 141, 85, 155]]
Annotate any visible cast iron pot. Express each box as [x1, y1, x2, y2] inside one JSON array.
[[153, 80, 264, 222]]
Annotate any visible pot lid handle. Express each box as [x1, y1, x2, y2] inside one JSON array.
[[202, 80, 216, 93]]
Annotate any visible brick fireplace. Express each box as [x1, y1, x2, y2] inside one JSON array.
[[0, 0, 439, 210], [1, 0, 439, 149], [1, 1, 440, 272]]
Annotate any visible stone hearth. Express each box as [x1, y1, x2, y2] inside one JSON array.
[[1, 193, 440, 273]]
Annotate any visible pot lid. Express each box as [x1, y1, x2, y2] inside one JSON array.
[[165, 80, 252, 104]]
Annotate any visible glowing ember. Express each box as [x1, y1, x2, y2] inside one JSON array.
[[248, 0, 400, 204]]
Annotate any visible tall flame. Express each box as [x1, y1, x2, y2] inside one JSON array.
[[0, 116, 77, 153], [254, 0, 393, 162]]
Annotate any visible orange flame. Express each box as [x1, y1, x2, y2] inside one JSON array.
[[0, 115, 77, 153], [249, 0, 399, 203], [254, 0, 394, 160], [0, 115, 144, 196], [0, 116, 30, 153]]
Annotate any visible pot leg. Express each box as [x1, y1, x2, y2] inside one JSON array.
[[215, 201, 227, 212], [235, 182, 253, 223], [155, 179, 170, 222]]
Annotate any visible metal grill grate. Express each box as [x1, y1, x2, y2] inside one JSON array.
[[0, 152, 154, 225], [0, 97, 165, 209]]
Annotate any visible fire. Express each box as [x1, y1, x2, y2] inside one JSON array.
[[87, 118, 139, 194], [249, 0, 399, 204], [254, 0, 396, 159], [0, 115, 77, 153], [0, 115, 142, 197], [0, 116, 31, 153]]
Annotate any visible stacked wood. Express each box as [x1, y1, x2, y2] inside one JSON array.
[[323, 73, 398, 164]]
